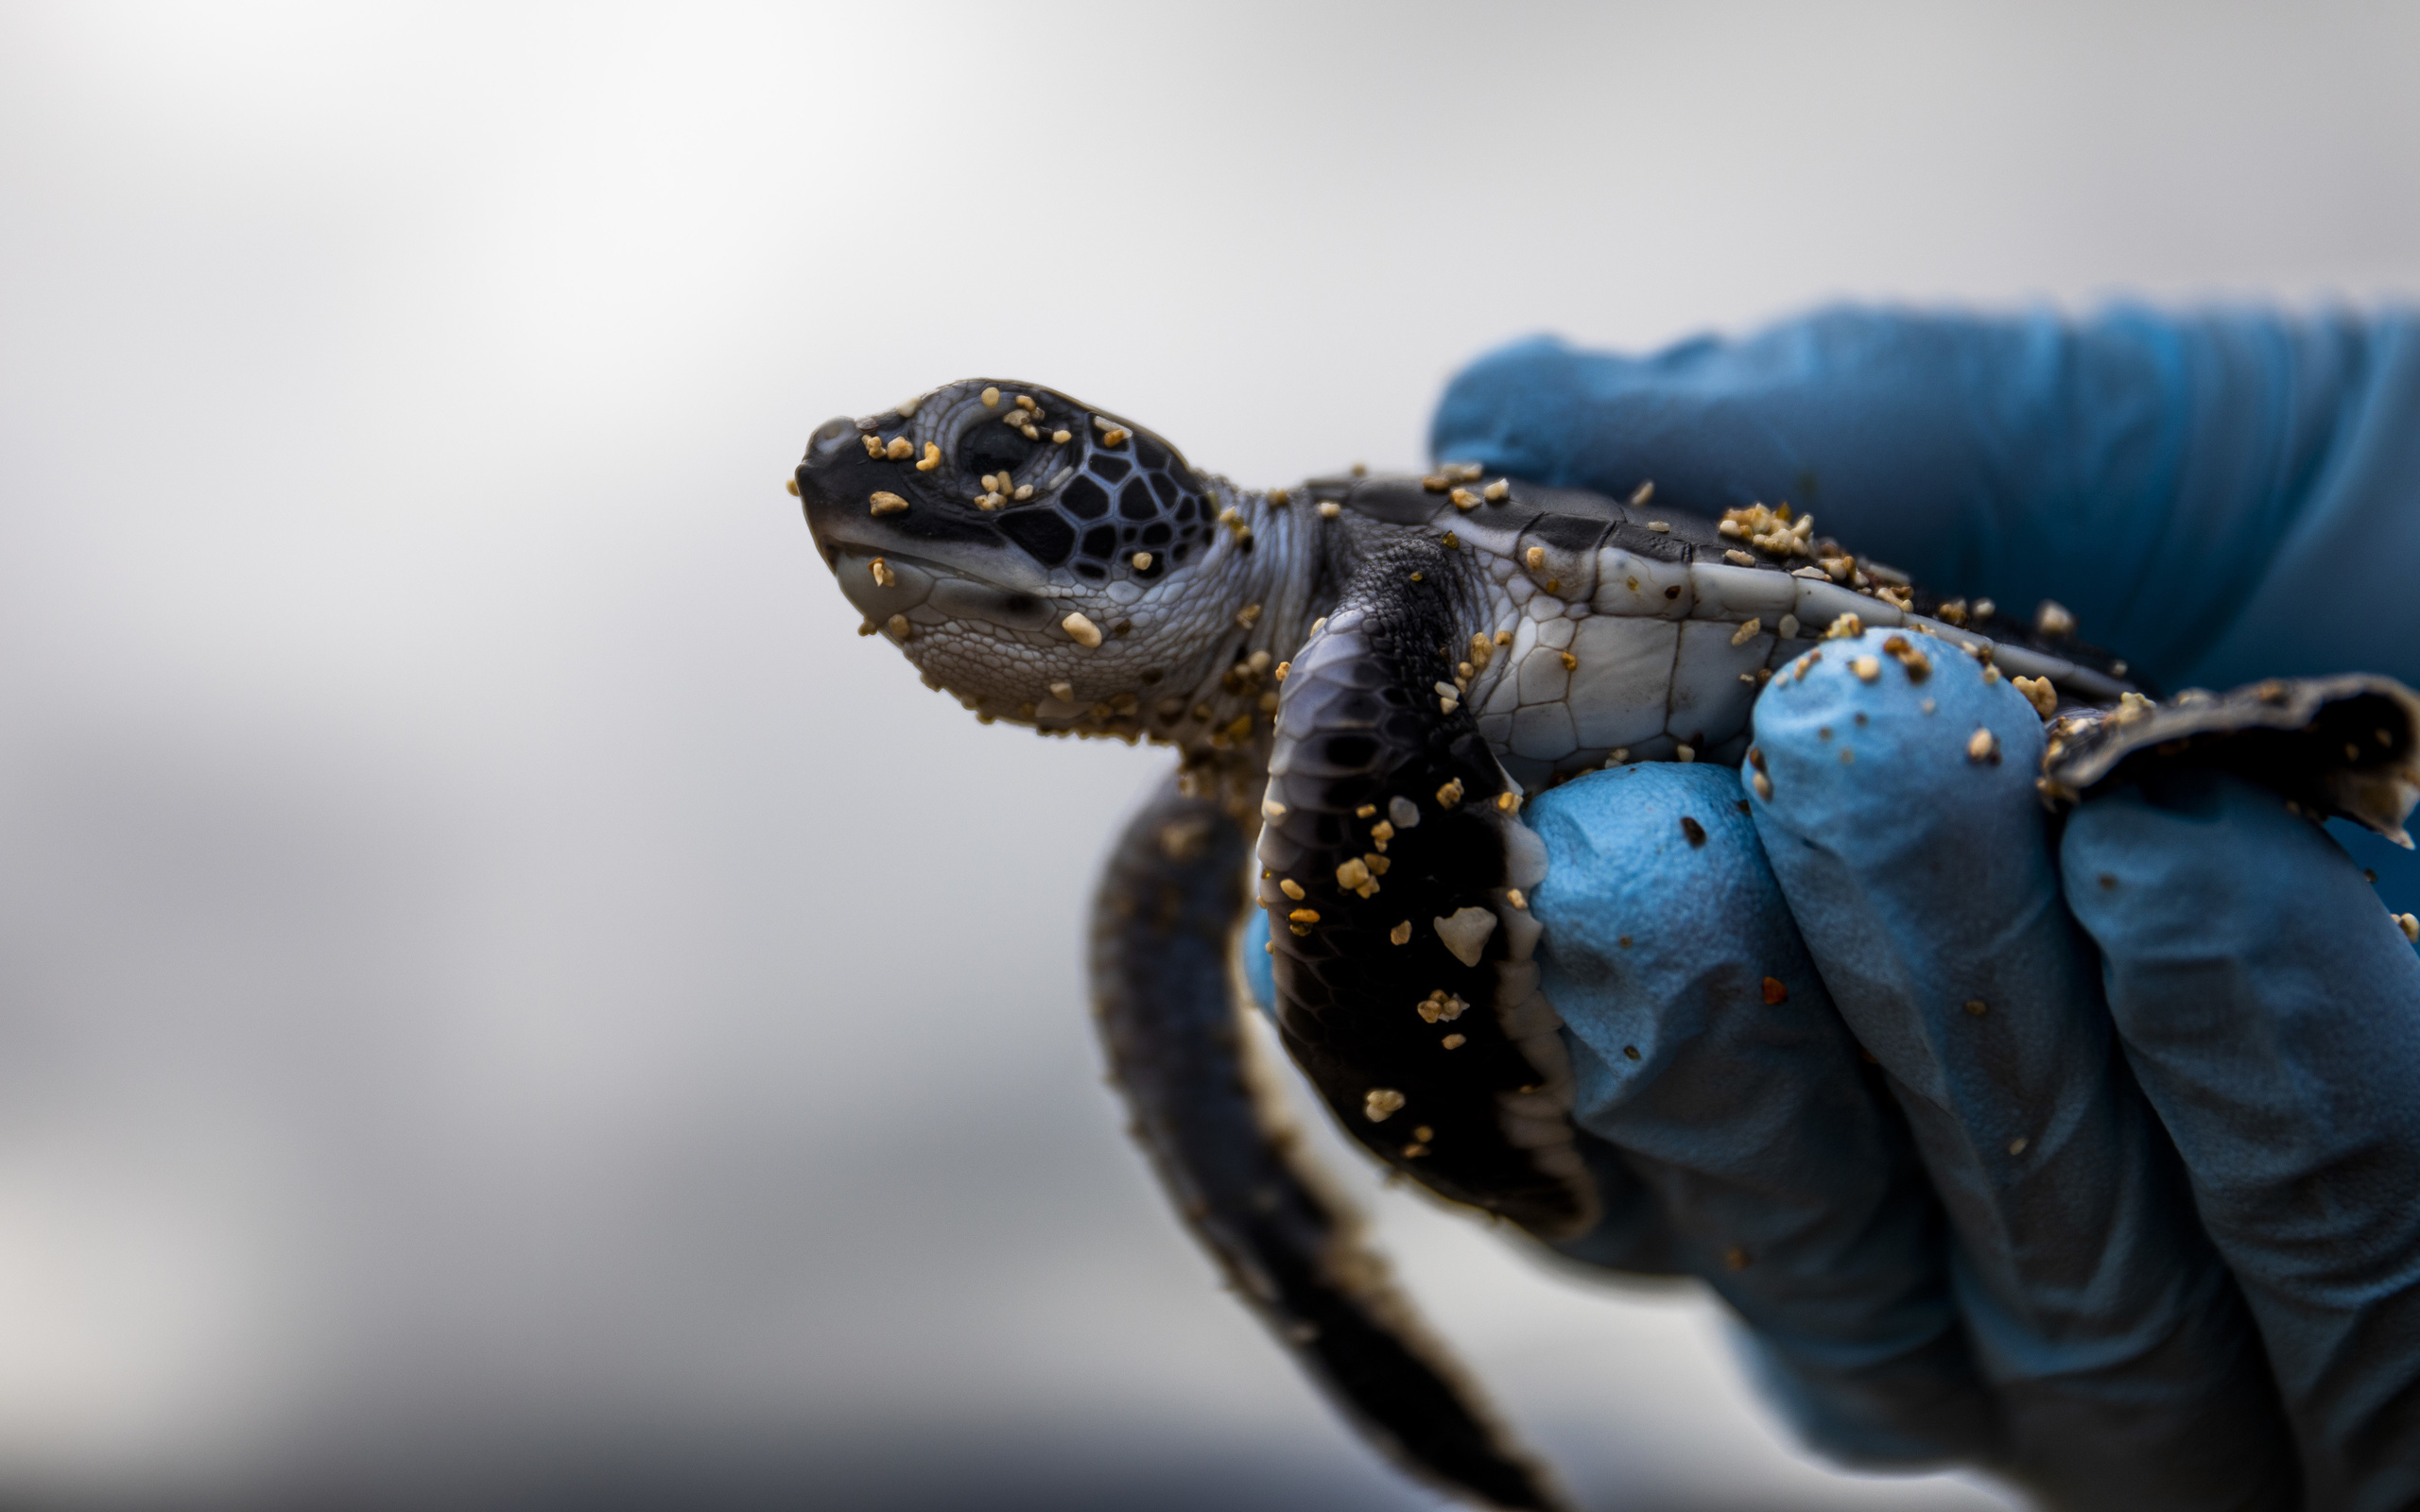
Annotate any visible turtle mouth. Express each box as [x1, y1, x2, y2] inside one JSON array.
[[823, 541, 1062, 634]]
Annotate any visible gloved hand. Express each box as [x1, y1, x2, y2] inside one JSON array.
[[1250, 311, 2420, 1511], [1435, 313, 2420, 1512]]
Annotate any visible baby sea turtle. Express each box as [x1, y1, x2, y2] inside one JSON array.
[[792, 379, 2420, 1511]]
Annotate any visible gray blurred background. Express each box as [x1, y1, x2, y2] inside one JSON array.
[[2, 4, 2415, 1508]]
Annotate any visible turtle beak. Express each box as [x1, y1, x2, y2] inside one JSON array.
[[794, 415, 864, 567]]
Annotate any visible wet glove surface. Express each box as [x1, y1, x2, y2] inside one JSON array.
[[1416, 310, 2420, 1510]]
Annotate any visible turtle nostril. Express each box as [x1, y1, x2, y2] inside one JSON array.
[[805, 415, 859, 461]]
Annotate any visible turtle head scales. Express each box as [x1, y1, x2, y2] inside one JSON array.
[[797, 378, 1316, 813]]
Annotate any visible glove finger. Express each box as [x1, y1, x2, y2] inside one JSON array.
[[1748, 631, 2297, 1510], [1527, 763, 2001, 1468], [2064, 770, 2420, 1511]]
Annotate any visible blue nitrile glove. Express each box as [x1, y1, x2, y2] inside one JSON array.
[[1416, 311, 2420, 1511]]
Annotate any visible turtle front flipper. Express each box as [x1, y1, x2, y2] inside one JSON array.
[[1261, 537, 1600, 1246], [1090, 774, 1568, 1512]]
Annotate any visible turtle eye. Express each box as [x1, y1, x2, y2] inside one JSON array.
[[956, 421, 1038, 481]]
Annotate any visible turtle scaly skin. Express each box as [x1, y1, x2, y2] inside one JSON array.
[[795, 378, 2420, 1511]]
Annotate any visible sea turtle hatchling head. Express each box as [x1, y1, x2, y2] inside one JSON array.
[[797, 379, 1294, 782], [793, 378, 2420, 1512]]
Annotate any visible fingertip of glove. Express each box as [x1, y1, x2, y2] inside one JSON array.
[[1528, 761, 1769, 902], [1746, 629, 2046, 855], [1528, 763, 1804, 990]]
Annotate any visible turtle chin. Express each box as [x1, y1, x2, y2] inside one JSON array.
[[824, 541, 1148, 729], [825, 541, 1059, 636]]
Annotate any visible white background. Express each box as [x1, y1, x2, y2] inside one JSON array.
[[2, 4, 2415, 1506]]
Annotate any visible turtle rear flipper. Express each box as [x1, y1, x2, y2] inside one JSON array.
[[2041, 674, 2420, 845], [1090, 777, 1567, 1512]]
